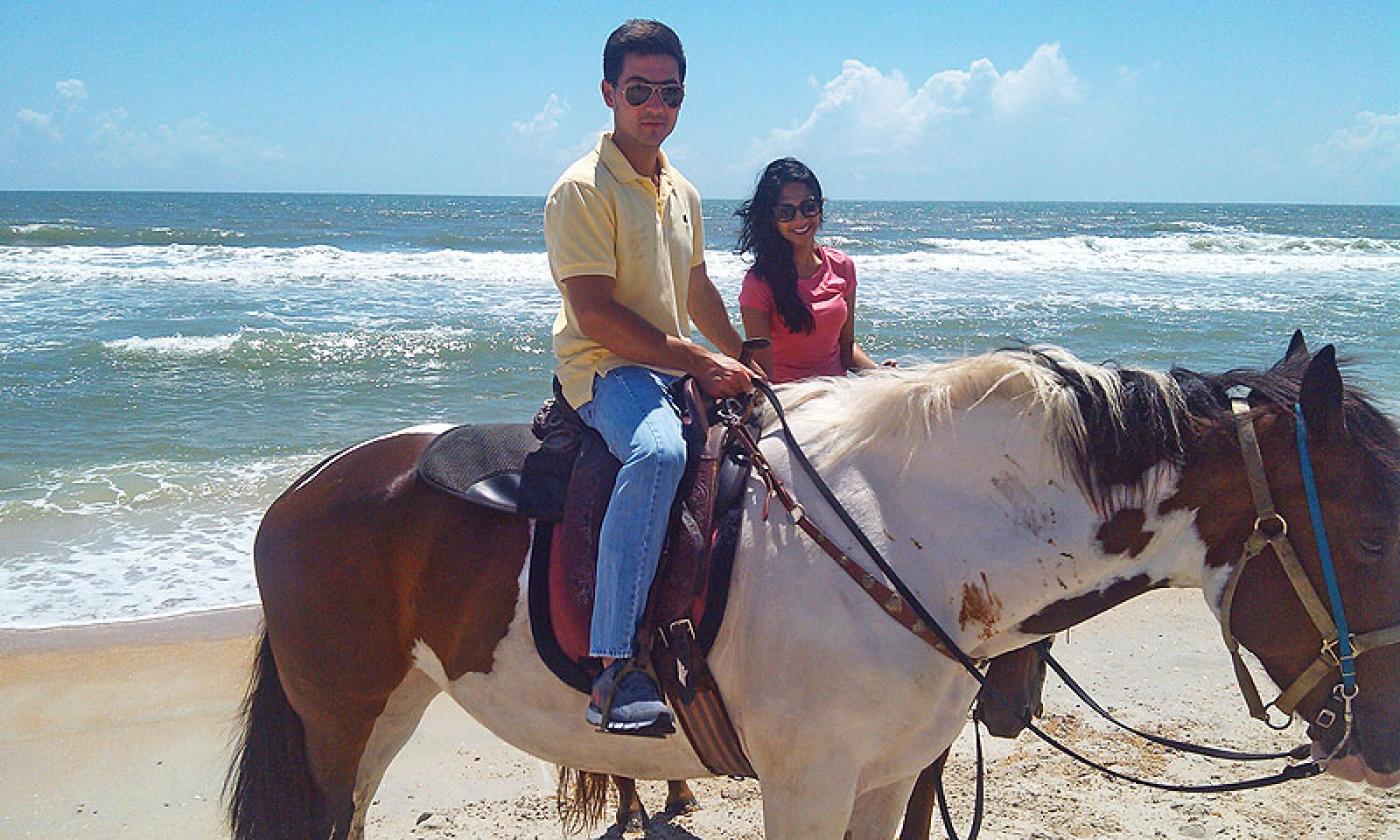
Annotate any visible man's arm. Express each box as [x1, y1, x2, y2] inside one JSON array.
[[686, 262, 743, 359], [564, 274, 752, 398]]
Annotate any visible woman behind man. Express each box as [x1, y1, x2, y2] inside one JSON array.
[[736, 157, 888, 382]]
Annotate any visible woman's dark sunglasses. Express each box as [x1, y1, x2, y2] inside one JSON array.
[[774, 197, 823, 222], [620, 82, 685, 108]]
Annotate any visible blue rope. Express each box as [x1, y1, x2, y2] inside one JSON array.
[[1293, 402, 1356, 691]]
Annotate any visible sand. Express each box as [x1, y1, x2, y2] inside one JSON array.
[[1, 591, 1396, 839]]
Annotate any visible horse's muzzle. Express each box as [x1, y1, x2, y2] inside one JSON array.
[[1315, 740, 1400, 788]]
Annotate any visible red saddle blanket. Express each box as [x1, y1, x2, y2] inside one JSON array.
[[526, 378, 750, 697]]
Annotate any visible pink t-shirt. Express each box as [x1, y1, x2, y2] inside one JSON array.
[[738, 246, 856, 383]]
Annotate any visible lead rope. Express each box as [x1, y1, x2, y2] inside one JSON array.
[[1039, 649, 1308, 762], [934, 721, 985, 840]]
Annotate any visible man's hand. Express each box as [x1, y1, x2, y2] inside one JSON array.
[[690, 349, 754, 398]]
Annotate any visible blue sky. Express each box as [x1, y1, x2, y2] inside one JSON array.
[[3, 2, 1397, 202]]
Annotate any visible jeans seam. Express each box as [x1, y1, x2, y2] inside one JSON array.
[[586, 367, 682, 659]]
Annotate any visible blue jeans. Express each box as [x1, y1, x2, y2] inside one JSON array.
[[576, 366, 687, 659]]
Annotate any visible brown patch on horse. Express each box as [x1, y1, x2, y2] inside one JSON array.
[[1017, 573, 1162, 634], [958, 573, 1003, 640], [1096, 508, 1154, 557], [257, 430, 529, 702]]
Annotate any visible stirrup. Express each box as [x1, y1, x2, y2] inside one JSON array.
[[589, 659, 673, 737]]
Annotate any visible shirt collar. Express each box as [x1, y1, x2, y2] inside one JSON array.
[[599, 132, 671, 186]]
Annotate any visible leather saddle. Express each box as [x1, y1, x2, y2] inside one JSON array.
[[417, 378, 755, 698]]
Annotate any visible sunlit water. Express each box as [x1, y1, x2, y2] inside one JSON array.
[[3, 193, 1397, 626]]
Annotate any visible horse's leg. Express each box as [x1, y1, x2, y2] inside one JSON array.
[[896, 755, 945, 840], [758, 770, 859, 840], [664, 778, 699, 814], [847, 776, 919, 840], [228, 631, 357, 840], [346, 668, 442, 839], [296, 698, 379, 840], [611, 775, 645, 831]]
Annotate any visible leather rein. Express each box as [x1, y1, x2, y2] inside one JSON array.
[[716, 380, 1400, 835]]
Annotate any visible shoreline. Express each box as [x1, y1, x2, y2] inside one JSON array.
[[0, 604, 263, 655]]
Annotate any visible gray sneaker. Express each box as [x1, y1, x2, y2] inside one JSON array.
[[586, 660, 675, 736]]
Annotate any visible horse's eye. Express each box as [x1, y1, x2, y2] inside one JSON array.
[[1356, 537, 1386, 559]]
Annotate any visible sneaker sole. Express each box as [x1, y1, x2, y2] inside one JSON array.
[[585, 708, 676, 737]]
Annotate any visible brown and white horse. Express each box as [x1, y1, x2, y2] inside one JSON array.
[[228, 335, 1400, 839]]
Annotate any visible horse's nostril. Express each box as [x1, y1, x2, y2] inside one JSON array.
[[1370, 752, 1400, 776]]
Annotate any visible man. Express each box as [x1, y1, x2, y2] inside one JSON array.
[[544, 20, 753, 735]]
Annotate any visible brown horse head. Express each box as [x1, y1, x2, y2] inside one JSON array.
[[974, 638, 1051, 738], [1173, 333, 1400, 786]]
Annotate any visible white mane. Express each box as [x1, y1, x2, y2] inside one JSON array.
[[763, 345, 1187, 508]]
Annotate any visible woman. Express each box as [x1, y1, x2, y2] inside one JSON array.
[[735, 157, 888, 381]]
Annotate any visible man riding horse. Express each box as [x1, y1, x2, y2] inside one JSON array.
[[544, 19, 754, 735]]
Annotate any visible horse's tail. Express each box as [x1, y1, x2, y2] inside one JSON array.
[[225, 629, 327, 840], [555, 766, 611, 833]]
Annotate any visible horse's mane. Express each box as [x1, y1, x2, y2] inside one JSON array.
[[1189, 355, 1400, 501], [763, 344, 1400, 514]]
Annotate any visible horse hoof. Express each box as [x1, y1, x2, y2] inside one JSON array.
[[666, 795, 700, 815], [617, 811, 645, 833]]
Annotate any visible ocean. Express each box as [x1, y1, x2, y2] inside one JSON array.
[[2, 192, 1398, 628]]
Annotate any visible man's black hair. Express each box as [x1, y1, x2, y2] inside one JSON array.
[[603, 19, 686, 83]]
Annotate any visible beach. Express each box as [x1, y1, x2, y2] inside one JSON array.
[[3, 194, 1398, 837], [3, 589, 1396, 839]]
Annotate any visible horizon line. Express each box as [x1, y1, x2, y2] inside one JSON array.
[[1, 188, 1395, 209]]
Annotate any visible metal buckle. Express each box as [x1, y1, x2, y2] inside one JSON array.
[[1320, 635, 1356, 669], [1315, 707, 1337, 729], [667, 618, 696, 644], [1253, 512, 1287, 539], [1261, 702, 1293, 731]]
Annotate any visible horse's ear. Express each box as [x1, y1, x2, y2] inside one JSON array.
[[1299, 344, 1344, 437], [1277, 330, 1309, 368]]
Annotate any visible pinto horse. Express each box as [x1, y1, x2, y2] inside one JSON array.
[[228, 335, 1400, 840]]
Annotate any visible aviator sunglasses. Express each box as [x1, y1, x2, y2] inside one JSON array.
[[618, 81, 685, 108], [774, 197, 823, 222]]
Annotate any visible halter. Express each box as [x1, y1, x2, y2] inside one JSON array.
[[1220, 398, 1400, 750]]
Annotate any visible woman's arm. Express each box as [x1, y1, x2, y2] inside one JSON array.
[[739, 305, 775, 380], [840, 284, 878, 372]]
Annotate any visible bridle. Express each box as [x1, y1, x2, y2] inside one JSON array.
[[1221, 397, 1400, 753], [717, 379, 1400, 837]]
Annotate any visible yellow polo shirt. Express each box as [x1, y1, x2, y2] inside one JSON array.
[[545, 133, 705, 408]]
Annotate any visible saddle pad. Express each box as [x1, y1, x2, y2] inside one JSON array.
[[418, 423, 572, 519], [528, 501, 745, 695]]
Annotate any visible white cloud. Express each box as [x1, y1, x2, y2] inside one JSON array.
[[512, 94, 569, 142], [991, 44, 1082, 113], [748, 44, 1082, 163], [91, 109, 286, 169], [1320, 110, 1400, 156], [1308, 110, 1400, 178], [16, 108, 60, 140], [56, 79, 88, 102]]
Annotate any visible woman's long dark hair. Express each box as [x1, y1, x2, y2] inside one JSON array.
[[735, 158, 823, 334]]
